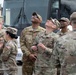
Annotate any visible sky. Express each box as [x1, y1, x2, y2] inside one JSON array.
[[0, 0, 4, 7]]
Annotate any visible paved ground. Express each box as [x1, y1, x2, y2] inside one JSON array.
[[18, 66, 22, 75]]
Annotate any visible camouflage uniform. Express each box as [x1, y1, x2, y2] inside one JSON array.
[[0, 27, 6, 37], [57, 29, 70, 36], [0, 26, 6, 75], [53, 31, 76, 75], [33, 31, 59, 75], [1, 27, 18, 75], [0, 34, 5, 75], [1, 40, 18, 75], [20, 26, 45, 75]]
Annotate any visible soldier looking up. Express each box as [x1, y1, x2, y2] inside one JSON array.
[[20, 12, 45, 75], [31, 18, 59, 75]]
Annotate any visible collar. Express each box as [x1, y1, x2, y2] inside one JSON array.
[[28, 26, 41, 32], [43, 31, 54, 37]]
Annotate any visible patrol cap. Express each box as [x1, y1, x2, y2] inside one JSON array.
[[50, 18, 61, 28], [70, 12, 76, 22], [6, 27, 18, 39], [32, 12, 42, 23], [59, 17, 70, 23]]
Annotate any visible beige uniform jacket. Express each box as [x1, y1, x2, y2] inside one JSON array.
[[20, 26, 45, 62], [33, 31, 59, 75], [1, 40, 18, 74]]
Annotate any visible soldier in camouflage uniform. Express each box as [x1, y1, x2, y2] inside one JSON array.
[[57, 17, 70, 36], [1, 27, 18, 75], [20, 12, 45, 75], [0, 21, 6, 75], [53, 12, 76, 75], [31, 18, 60, 75], [0, 32, 5, 75]]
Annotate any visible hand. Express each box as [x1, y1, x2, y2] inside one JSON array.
[[37, 43, 46, 50], [29, 54, 37, 62], [31, 46, 37, 51]]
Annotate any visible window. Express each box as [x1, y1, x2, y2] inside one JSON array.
[[5, 9, 10, 26]]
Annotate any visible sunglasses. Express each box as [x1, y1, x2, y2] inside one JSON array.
[[32, 12, 40, 20], [48, 18, 56, 25], [59, 20, 66, 22]]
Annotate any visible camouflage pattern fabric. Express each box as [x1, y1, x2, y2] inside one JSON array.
[[0, 42, 4, 73], [0, 27, 6, 74], [53, 31, 76, 75], [33, 31, 59, 75], [57, 29, 70, 36], [20, 26, 45, 75], [1, 40, 18, 75], [56, 29, 70, 75], [0, 26, 7, 37]]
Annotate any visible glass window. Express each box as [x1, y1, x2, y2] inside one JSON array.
[[51, 0, 59, 19], [52, 1, 59, 9], [5, 9, 10, 26]]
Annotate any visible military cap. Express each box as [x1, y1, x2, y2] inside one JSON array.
[[50, 18, 61, 28], [6, 27, 18, 39], [70, 12, 76, 21], [59, 17, 70, 23], [6, 27, 18, 35], [32, 12, 42, 23]]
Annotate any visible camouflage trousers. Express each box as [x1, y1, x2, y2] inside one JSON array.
[[0, 61, 4, 75], [34, 67, 57, 75], [0, 70, 16, 75], [60, 73, 76, 75], [9, 72, 17, 75], [0, 73, 4, 75], [69, 74, 76, 75], [22, 62, 35, 75], [5, 71, 18, 75]]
